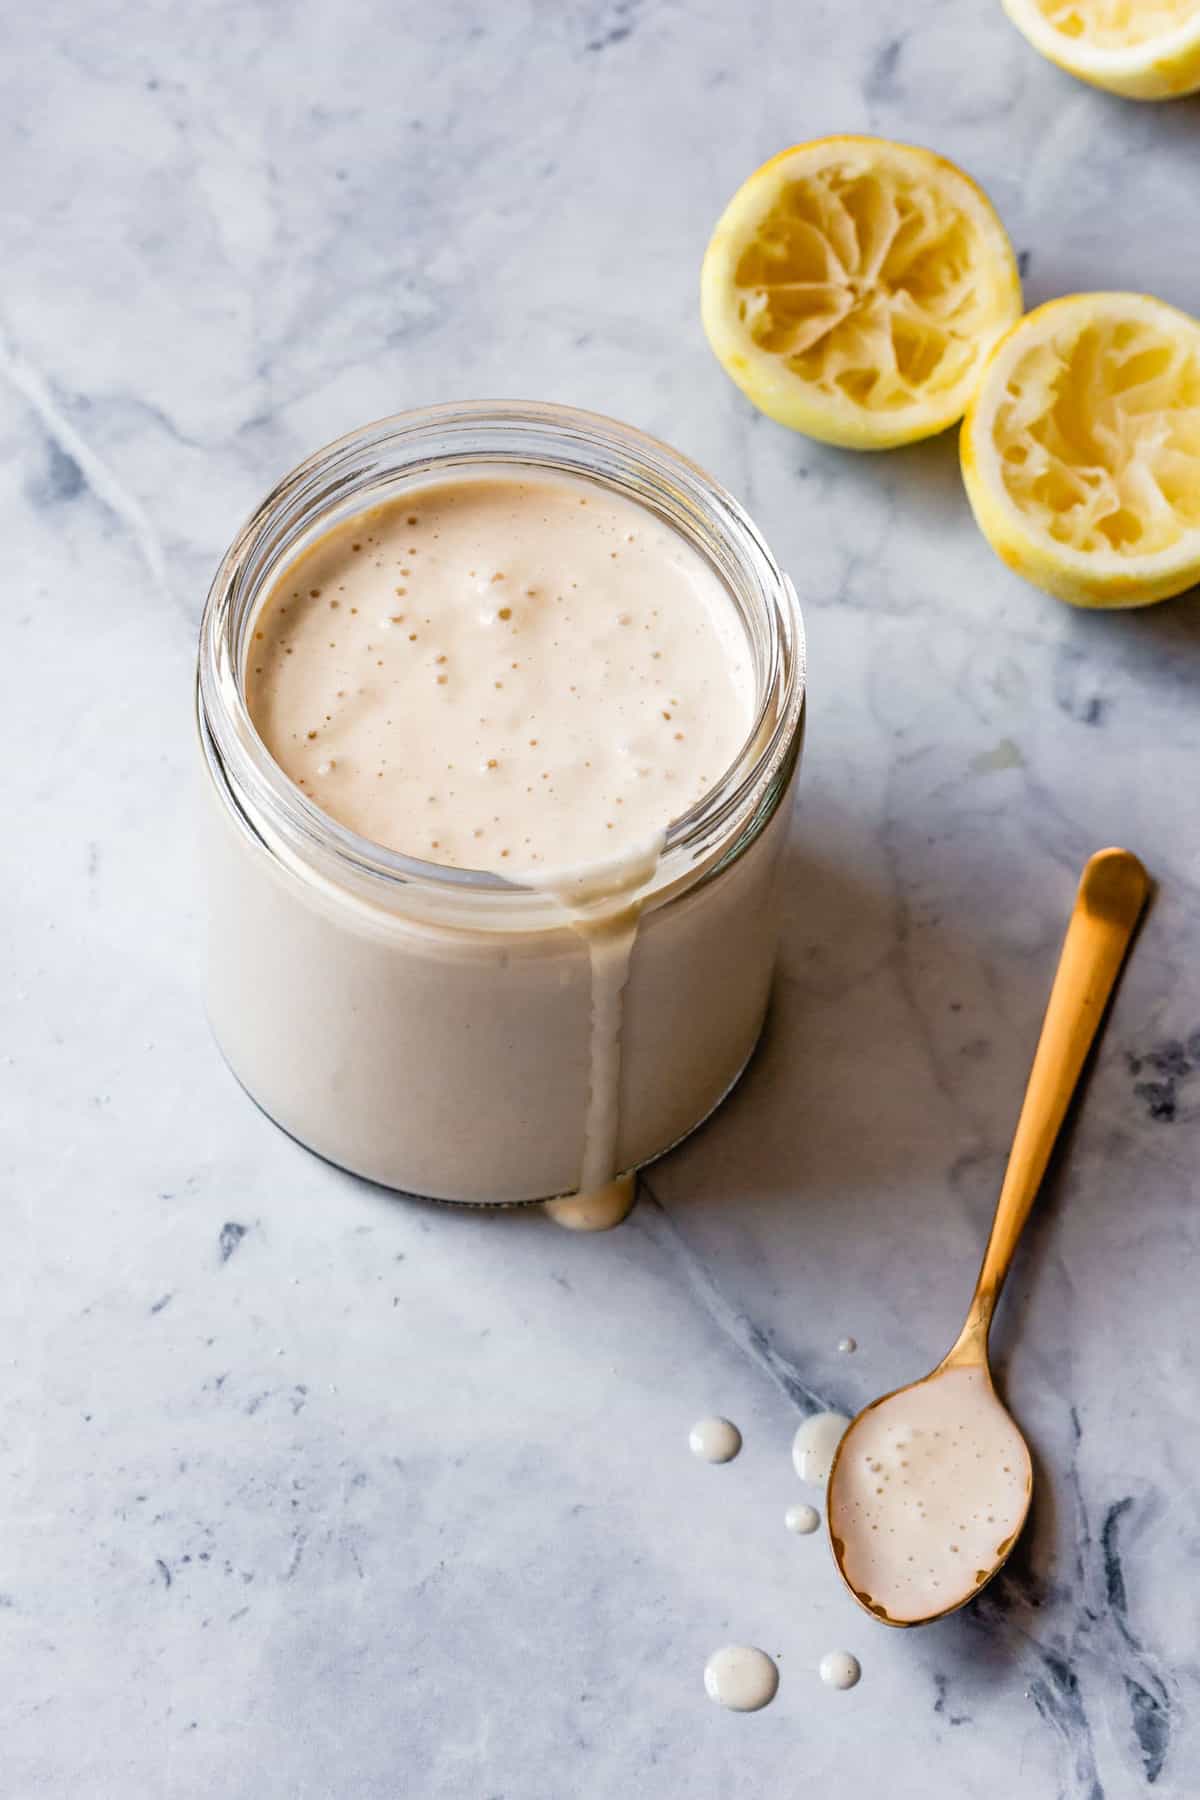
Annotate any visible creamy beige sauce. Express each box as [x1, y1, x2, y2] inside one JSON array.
[[244, 474, 755, 1210], [688, 1417, 743, 1463], [819, 1651, 861, 1690], [246, 475, 753, 876], [572, 901, 644, 1197], [543, 1173, 636, 1232], [827, 1367, 1031, 1625], [792, 1411, 850, 1485], [703, 1646, 779, 1712], [784, 1503, 820, 1535]]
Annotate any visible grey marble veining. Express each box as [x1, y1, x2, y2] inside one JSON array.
[[3, 1, 1199, 1795]]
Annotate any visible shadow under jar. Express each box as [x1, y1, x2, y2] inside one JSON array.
[[197, 402, 805, 1205]]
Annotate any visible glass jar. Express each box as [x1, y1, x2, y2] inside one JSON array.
[[197, 402, 805, 1204]]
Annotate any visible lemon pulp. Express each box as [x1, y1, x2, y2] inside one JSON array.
[[1031, 0, 1200, 47], [1002, 0, 1200, 97], [702, 139, 1021, 449], [963, 294, 1200, 607]]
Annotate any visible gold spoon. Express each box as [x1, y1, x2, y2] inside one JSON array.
[[827, 847, 1150, 1627]]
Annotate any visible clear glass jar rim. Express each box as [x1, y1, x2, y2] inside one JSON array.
[[197, 400, 805, 914]]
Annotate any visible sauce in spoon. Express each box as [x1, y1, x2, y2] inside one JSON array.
[[828, 1366, 1029, 1624]]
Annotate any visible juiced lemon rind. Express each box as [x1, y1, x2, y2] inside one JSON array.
[[1001, 0, 1200, 100], [961, 292, 1200, 608], [701, 137, 1022, 451]]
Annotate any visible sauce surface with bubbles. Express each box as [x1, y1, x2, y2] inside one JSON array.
[[246, 473, 754, 875]]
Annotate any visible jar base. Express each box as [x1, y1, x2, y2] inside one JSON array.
[[210, 1017, 765, 1210]]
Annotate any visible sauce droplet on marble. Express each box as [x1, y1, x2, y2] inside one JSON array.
[[689, 1417, 742, 1464], [819, 1650, 861, 1690], [785, 1502, 820, 1535], [792, 1411, 850, 1485], [703, 1645, 779, 1711]]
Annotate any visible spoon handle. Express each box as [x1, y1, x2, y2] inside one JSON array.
[[949, 848, 1149, 1362]]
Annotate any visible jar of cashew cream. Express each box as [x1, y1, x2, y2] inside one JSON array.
[[197, 402, 804, 1206]]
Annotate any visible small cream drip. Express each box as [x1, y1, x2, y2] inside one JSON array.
[[575, 902, 644, 1195], [544, 1173, 636, 1232], [792, 1411, 850, 1485], [819, 1651, 861, 1690], [785, 1503, 820, 1535], [688, 1417, 742, 1463], [703, 1646, 779, 1712], [554, 840, 659, 1230]]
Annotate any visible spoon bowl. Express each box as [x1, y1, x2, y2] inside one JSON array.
[[827, 1363, 1033, 1626], [828, 848, 1148, 1627]]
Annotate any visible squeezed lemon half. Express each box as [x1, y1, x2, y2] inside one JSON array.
[[961, 293, 1200, 608], [1002, 0, 1200, 100], [700, 136, 1022, 450]]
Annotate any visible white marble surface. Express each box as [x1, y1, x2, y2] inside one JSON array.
[[4, 2, 1200, 1794]]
